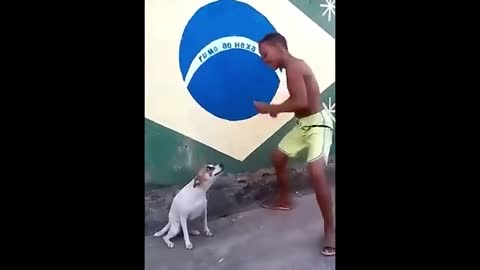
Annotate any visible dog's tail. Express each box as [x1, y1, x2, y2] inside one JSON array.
[[153, 222, 170, 237]]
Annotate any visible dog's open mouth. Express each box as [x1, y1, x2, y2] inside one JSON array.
[[214, 168, 224, 176]]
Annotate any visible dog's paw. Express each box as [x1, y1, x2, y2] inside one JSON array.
[[205, 230, 213, 237], [189, 230, 201, 236], [153, 231, 162, 237], [185, 241, 193, 250], [163, 238, 174, 248]]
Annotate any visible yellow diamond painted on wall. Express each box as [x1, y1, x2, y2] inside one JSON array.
[[145, 0, 335, 161]]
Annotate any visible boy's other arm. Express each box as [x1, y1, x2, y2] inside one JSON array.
[[253, 62, 308, 116], [270, 67, 308, 114]]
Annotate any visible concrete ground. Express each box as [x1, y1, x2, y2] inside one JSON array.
[[145, 192, 335, 270]]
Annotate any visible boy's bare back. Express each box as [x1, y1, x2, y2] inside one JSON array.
[[285, 59, 323, 118]]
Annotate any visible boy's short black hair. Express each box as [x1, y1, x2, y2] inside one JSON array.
[[259, 32, 288, 51]]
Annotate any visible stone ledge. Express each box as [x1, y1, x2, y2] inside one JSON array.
[[145, 164, 335, 236]]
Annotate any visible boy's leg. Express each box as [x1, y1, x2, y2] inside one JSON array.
[[260, 126, 301, 210], [306, 119, 335, 255], [260, 149, 291, 210], [307, 158, 335, 255], [272, 149, 291, 207]]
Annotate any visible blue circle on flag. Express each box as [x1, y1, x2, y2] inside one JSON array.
[[179, 0, 279, 121]]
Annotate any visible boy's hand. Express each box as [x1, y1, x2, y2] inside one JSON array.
[[269, 107, 279, 118], [254, 101, 270, 114], [254, 101, 279, 118]]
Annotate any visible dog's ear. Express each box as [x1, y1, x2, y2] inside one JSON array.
[[193, 174, 204, 188], [193, 176, 199, 188]]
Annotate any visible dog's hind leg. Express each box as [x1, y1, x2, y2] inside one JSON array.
[[163, 223, 180, 248], [153, 222, 170, 237]]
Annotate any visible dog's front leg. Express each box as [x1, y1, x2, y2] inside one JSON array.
[[204, 204, 213, 237], [180, 216, 193, 250]]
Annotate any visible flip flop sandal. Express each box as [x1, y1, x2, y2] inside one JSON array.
[[259, 200, 293, 211], [321, 246, 336, 256]]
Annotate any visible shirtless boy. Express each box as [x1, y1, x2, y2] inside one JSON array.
[[254, 32, 335, 256]]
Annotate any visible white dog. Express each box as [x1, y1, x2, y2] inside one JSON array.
[[153, 163, 224, 250]]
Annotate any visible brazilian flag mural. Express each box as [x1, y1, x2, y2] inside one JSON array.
[[145, 0, 335, 185]]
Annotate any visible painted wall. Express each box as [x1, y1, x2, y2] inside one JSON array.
[[145, 0, 335, 186]]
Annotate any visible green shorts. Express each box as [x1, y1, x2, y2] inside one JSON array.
[[278, 110, 334, 163]]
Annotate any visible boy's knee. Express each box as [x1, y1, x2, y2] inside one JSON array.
[[308, 159, 327, 179]]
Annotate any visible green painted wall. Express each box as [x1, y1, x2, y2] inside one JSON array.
[[290, 0, 335, 38], [145, 0, 335, 186]]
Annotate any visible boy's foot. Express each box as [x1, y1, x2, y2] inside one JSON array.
[[259, 197, 293, 211], [321, 234, 336, 256]]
